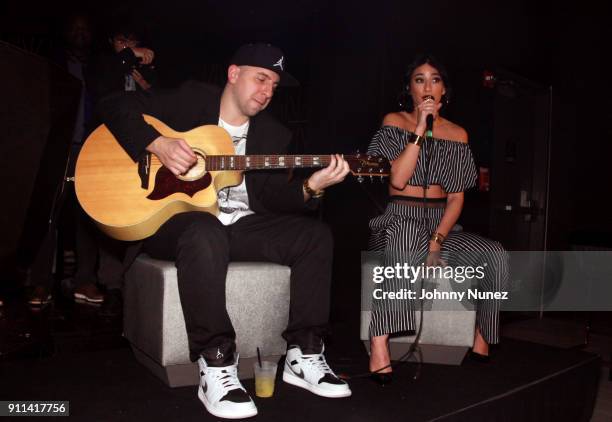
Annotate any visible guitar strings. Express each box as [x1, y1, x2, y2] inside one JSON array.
[[150, 155, 336, 170], [149, 154, 390, 175]]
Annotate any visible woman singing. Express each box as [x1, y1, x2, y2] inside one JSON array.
[[367, 53, 509, 385]]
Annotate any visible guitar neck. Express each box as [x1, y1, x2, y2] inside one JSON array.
[[205, 154, 338, 171]]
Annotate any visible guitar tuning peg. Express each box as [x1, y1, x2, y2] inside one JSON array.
[[357, 175, 364, 183], [370, 175, 373, 183]]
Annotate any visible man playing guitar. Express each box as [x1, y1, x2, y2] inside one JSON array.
[[97, 43, 352, 419]]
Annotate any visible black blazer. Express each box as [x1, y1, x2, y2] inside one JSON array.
[[97, 80, 317, 214]]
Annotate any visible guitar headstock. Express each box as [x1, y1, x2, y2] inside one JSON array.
[[345, 154, 391, 182]]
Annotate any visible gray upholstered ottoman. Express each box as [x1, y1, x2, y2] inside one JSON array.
[[124, 255, 291, 387], [360, 256, 476, 365]]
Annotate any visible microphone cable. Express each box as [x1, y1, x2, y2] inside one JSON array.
[[340, 123, 435, 381]]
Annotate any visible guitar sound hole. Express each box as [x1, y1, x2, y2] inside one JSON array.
[[177, 151, 207, 181]]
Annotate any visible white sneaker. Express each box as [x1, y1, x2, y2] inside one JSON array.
[[283, 345, 352, 398], [197, 354, 258, 419]]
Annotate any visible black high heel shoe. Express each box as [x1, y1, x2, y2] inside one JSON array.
[[370, 371, 393, 386], [467, 349, 490, 364], [370, 337, 393, 385]]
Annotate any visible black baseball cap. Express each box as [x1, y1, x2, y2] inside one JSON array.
[[230, 43, 299, 87]]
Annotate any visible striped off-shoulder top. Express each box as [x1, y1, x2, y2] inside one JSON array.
[[367, 125, 478, 193]]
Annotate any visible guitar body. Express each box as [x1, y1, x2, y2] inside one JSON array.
[[76, 115, 391, 241], [75, 115, 241, 241]]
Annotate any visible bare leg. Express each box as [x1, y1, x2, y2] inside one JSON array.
[[369, 334, 392, 373], [472, 326, 490, 356]]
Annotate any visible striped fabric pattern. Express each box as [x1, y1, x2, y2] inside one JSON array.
[[368, 203, 509, 344], [367, 125, 478, 193], [366, 126, 509, 344]]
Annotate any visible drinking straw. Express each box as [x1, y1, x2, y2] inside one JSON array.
[[257, 347, 262, 368]]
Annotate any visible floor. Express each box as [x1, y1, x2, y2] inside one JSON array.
[[0, 305, 602, 421], [0, 291, 609, 421], [592, 367, 612, 422], [503, 315, 612, 422], [1, 259, 610, 421]]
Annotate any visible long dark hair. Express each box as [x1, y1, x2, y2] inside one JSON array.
[[397, 53, 452, 112]]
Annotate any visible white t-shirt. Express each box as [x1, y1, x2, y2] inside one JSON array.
[[216, 118, 254, 225]]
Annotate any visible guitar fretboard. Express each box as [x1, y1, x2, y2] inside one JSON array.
[[205, 155, 335, 171]]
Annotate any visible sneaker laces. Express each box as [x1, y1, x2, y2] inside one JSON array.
[[206, 363, 245, 403], [208, 365, 241, 397], [301, 353, 335, 377]]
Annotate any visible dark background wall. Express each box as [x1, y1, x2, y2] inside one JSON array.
[[1, 0, 610, 264]]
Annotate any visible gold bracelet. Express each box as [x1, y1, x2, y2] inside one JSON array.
[[408, 132, 424, 147], [430, 232, 446, 245], [303, 179, 324, 198]]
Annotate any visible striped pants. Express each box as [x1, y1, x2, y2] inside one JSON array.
[[368, 199, 509, 344]]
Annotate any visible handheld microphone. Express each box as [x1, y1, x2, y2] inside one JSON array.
[[426, 114, 434, 138], [423, 95, 434, 138]]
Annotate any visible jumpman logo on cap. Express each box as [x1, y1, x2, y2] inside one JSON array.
[[273, 56, 284, 71]]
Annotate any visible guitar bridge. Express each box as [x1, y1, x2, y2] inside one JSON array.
[[138, 153, 151, 189]]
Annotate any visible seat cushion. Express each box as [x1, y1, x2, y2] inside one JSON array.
[[124, 255, 291, 366]]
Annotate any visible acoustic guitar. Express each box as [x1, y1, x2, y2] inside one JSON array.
[[75, 115, 390, 241]]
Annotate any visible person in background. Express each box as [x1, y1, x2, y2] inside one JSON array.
[[88, 17, 156, 102], [76, 17, 158, 315], [28, 12, 101, 306]]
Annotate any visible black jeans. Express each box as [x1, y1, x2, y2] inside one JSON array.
[[142, 211, 333, 361], [73, 208, 126, 290]]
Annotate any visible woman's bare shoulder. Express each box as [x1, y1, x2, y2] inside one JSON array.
[[382, 112, 413, 130], [441, 120, 469, 143]]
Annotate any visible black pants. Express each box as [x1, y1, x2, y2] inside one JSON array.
[[142, 211, 333, 361], [73, 207, 126, 290]]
